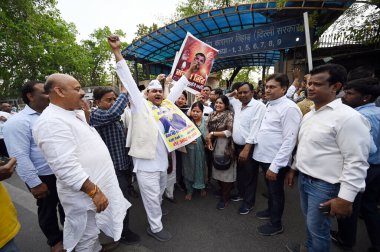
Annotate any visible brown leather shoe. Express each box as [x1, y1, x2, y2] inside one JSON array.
[[101, 241, 119, 252]]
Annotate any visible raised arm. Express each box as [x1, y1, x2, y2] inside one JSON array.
[[108, 35, 144, 111]]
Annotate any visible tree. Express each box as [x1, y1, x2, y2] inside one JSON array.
[[80, 27, 127, 87], [0, 0, 95, 98], [133, 23, 158, 42]]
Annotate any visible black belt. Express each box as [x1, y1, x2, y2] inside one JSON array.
[[301, 172, 339, 185], [302, 173, 323, 182]]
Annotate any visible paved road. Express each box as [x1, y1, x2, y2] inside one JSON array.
[[4, 173, 371, 252]]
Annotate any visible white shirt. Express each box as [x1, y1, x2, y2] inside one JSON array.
[[286, 85, 297, 99], [0, 111, 11, 139], [203, 105, 214, 116], [230, 97, 266, 145], [293, 99, 371, 202], [252, 95, 302, 173], [33, 104, 130, 250]]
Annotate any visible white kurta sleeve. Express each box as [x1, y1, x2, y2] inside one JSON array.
[[167, 76, 190, 102], [33, 118, 89, 191], [116, 60, 145, 111]]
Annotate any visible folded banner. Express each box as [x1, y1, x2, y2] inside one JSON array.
[[147, 99, 201, 152], [171, 32, 219, 94]]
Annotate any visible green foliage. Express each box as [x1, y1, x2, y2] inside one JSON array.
[[80, 27, 126, 87], [133, 23, 158, 43], [233, 67, 258, 84], [171, 0, 250, 20], [0, 0, 86, 97], [0, 0, 130, 98]]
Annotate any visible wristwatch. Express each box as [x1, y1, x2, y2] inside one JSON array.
[[211, 132, 214, 136]]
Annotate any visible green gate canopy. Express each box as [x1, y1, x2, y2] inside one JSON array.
[[122, 0, 354, 75]]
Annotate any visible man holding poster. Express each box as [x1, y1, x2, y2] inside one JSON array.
[[108, 35, 200, 242], [171, 32, 218, 94]]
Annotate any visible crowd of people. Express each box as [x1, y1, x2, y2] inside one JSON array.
[[0, 35, 379, 252]]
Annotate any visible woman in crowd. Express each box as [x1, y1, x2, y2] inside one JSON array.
[[182, 101, 207, 200], [206, 95, 235, 210], [175, 91, 190, 114]]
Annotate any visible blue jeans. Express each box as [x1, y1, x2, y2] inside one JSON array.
[[298, 173, 340, 252], [0, 239, 19, 252]]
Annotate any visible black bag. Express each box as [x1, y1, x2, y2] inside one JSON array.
[[212, 137, 232, 170]]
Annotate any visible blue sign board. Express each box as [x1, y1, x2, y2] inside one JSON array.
[[203, 18, 305, 58]]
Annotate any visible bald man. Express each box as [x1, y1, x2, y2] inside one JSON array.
[[33, 74, 131, 252], [1, 103, 12, 114]]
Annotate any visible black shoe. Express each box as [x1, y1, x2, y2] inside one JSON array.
[[257, 222, 283, 236], [146, 227, 172, 242], [164, 195, 177, 204], [231, 195, 243, 202], [255, 209, 270, 220], [216, 200, 228, 210], [120, 229, 140, 245], [330, 230, 353, 250], [101, 241, 119, 252], [239, 203, 253, 215]]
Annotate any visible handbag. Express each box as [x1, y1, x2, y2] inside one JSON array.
[[212, 137, 232, 170], [208, 112, 232, 170]]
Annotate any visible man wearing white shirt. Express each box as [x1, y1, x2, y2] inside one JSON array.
[[108, 35, 197, 242], [0, 110, 10, 157], [252, 73, 302, 236], [33, 73, 130, 252], [285, 64, 371, 252], [229, 82, 266, 215]]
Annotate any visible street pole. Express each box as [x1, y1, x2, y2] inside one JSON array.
[[303, 12, 313, 71]]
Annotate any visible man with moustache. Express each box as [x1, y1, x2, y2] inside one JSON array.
[[3, 81, 65, 252], [253, 74, 302, 236], [108, 35, 197, 242], [33, 73, 130, 252], [229, 82, 266, 215], [286, 64, 371, 252]]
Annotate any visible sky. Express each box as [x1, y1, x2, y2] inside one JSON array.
[[57, 0, 179, 43]]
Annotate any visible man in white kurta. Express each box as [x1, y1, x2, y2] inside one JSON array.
[[108, 35, 197, 242], [33, 73, 130, 252]]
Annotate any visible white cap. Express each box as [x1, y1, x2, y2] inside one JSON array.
[[147, 80, 162, 90]]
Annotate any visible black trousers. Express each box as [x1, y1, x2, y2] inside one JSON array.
[[205, 148, 213, 181], [336, 193, 362, 247], [115, 169, 131, 234], [235, 144, 258, 207], [336, 164, 380, 249], [32, 175, 64, 247], [254, 160, 288, 227], [175, 150, 183, 184], [361, 164, 380, 250], [0, 139, 9, 157]]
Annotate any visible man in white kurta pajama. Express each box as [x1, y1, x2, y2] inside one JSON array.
[[108, 35, 197, 242], [33, 73, 130, 252]]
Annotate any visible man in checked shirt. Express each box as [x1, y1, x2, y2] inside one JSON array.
[[90, 85, 140, 245]]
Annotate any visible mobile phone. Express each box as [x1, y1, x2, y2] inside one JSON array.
[[0, 156, 10, 165], [319, 205, 331, 215]]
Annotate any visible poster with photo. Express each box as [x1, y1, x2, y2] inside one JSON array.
[[171, 32, 219, 94], [147, 100, 201, 152]]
